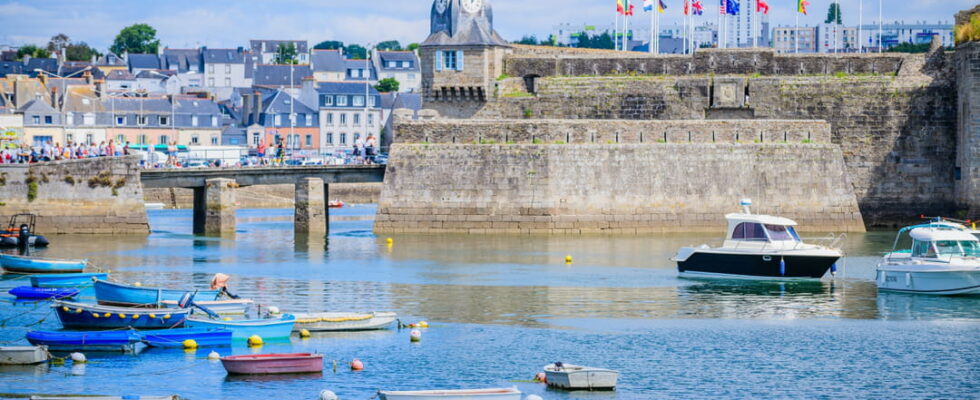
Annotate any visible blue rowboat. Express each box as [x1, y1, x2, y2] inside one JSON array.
[[186, 314, 296, 340], [53, 300, 189, 330], [26, 329, 142, 353], [140, 328, 232, 348], [8, 286, 79, 300], [0, 254, 87, 274], [30, 272, 108, 288], [94, 279, 221, 307]]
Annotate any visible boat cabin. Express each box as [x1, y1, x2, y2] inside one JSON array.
[[724, 213, 801, 243], [908, 228, 980, 259]]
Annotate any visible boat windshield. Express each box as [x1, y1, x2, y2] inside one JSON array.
[[935, 240, 980, 257], [764, 224, 798, 241]]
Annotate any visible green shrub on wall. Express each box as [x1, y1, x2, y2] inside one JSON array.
[[955, 12, 980, 44]]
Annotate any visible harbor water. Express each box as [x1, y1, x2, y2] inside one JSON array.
[[1, 207, 978, 399]]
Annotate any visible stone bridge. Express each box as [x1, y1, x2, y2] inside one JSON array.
[[140, 165, 385, 235]]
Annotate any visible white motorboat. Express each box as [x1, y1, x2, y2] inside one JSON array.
[[543, 362, 619, 390], [673, 199, 843, 279], [292, 311, 397, 332], [876, 226, 980, 295], [0, 345, 49, 365], [377, 388, 521, 400]]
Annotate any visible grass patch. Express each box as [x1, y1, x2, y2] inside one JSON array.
[[64, 176, 75, 185], [496, 73, 510, 81], [88, 171, 113, 189], [502, 91, 534, 98]]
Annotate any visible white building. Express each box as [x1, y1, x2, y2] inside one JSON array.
[[202, 48, 251, 100], [721, 0, 769, 48], [372, 50, 421, 93], [817, 23, 858, 53]]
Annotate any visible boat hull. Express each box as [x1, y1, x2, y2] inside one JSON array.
[[9, 286, 79, 300], [677, 252, 838, 279], [30, 273, 108, 288], [292, 312, 396, 332], [0, 345, 49, 365], [94, 279, 221, 306], [544, 365, 618, 390], [26, 330, 142, 353], [876, 268, 980, 295], [0, 254, 86, 274], [220, 353, 323, 375], [378, 388, 522, 400], [140, 328, 232, 348], [185, 314, 296, 340], [53, 301, 188, 329]]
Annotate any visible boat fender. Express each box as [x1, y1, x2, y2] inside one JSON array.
[[267, 306, 280, 315], [247, 335, 263, 347], [91, 313, 100, 318], [319, 390, 339, 400], [62, 306, 69, 312], [299, 329, 311, 338], [534, 372, 547, 383], [527, 395, 543, 400], [70, 352, 86, 363], [182, 339, 198, 349], [134, 282, 141, 287], [207, 351, 220, 360], [830, 263, 837, 276], [131, 314, 140, 319], [906, 273, 912, 287], [409, 329, 421, 342], [149, 314, 156, 319], [75, 308, 83, 313], [565, 255, 573, 264], [163, 314, 171, 319], [103, 312, 111, 318], [779, 258, 786, 276], [118, 313, 127, 319], [350, 358, 364, 371], [418, 321, 429, 328]]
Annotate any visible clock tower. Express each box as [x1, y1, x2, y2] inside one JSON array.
[[421, 0, 510, 104]]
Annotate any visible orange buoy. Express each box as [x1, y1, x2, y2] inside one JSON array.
[[534, 372, 547, 383], [350, 358, 364, 371]]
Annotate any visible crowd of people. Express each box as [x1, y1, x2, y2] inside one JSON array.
[[0, 140, 131, 164]]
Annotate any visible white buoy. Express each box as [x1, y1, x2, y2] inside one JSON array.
[[70, 352, 86, 363], [409, 329, 422, 342], [267, 306, 281, 314], [526, 395, 543, 400], [207, 351, 221, 360], [319, 390, 339, 400]]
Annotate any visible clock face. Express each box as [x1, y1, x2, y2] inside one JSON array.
[[461, 0, 483, 14], [435, 0, 449, 14]]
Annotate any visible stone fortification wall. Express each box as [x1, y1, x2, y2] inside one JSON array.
[[376, 144, 864, 234], [0, 156, 149, 234], [395, 119, 831, 144], [956, 41, 980, 216], [144, 183, 383, 209]]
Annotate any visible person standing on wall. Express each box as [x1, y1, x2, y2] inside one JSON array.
[[365, 134, 377, 164]]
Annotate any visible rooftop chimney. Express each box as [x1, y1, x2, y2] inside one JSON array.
[[252, 91, 260, 125], [242, 93, 252, 125]]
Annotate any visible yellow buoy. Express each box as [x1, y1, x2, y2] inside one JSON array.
[[163, 314, 171, 319], [386, 237, 393, 245], [247, 335, 263, 346], [565, 255, 573, 263], [418, 321, 429, 328], [62, 306, 69, 312], [223, 317, 232, 321], [74, 308, 82, 313], [131, 314, 140, 319], [91, 313, 100, 318], [103, 313, 111, 318], [118, 313, 126, 319], [133, 282, 141, 287], [182, 339, 198, 349], [148, 314, 156, 319], [299, 329, 311, 338]]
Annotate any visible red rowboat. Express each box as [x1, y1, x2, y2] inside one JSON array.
[[220, 353, 323, 375], [328, 201, 344, 208]]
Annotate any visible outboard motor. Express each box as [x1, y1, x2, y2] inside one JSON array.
[[17, 224, 29, 254]]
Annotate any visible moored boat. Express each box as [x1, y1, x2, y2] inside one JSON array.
[[94, 278, 221, 307], [9, 286, 79, 300], [160, 298, 253, 315], [0, 254, 87, 274], [673, 200, 842, 279], [543, 362, 619, 390], [53, 300, 189, 329], [139, 328, 232, 348], [186, 314, 296, 340], [292, 311, 397, 332], [377, 388, 522, 400], [30, 272, 108, 288], [28, 396, 179, 400], [220, 353, 323, 375], [0, 213, 50, 248], [26, 329, 142, 353], [876, 226, 980, 295], [0, 345, 49, 365]]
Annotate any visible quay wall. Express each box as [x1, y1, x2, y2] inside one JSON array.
[[0, 156, 149, 234], [144, 183, 383, 209], [956, 41, 980, 217], [375, 144, 865, 234]]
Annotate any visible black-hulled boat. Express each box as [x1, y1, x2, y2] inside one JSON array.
[[673, 200, 842, 279]]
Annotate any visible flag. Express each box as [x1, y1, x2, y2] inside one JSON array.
[[797, 0, 808, 15], [643, 0, 654, 12], [658, 0, 667, 12], [617, 0, 626, 15], [627, 1, 635, 15], [725, 0, 739, 15], [684, 0, 689, 15], [756, 0, 769, 14], [692, 0, 703, 15], [719, 0, 724, 15]]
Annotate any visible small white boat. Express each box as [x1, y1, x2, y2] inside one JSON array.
[[0, 345, 49, 365], [543, 362, 619, 390], [292, 311, 397, 332], [877, 226, 980, 295], [144, 202, 166, 210], [378, 388, 521, 400], [161, 298, 254, 315]]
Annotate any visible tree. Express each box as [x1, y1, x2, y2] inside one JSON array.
[[314, 40, 344, 50], [374, 78, 400, 93], [46, 33, 70, 53], [515, 35, 539, 45], [825, 3, 842, 24], [16, 45, 50, 60], [406, 43, 420, 51], [886, 42, 931, 53], [274, 42, 298, 64], [376, 40, 402, 51], [574, 32, 615, 49], [346, 44, 367, 59], [65, 42, 101, 62], [110, 23, 160, 55]]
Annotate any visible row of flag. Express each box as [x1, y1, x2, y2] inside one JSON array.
[[617, 0, 814, 16]]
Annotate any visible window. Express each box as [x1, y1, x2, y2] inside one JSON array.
[[32, 115, 40, 124], [764, 225, 797, 241], [320, 95, 333, 106], [159, 135, 169, 145], [208, 78, 215, 86], [66, 133, 74, 142], [137, 116, 147, 126], [191, 135, 199, 145], [224, 77, 231, 87], [253, 133, 261, 145], [66, 112, 74, 123], [340, 133, 347, 144], [402, 61, 410, 68], [225, 65, 231, 73], [912, 240, 935, 258], [368, 96, 377, 107], [387, 61, 395, 68], [326, 113, 334, 125], [305, 134, 312, 146], [408, 73, 416, 80], [368, 114, 374, 126], [336, 96, 347, 106], [160, 116, 169, 126], [353, 114, 360, 126], [339, 113, 347, 125], [208, 64, 215, 73], [116, 134, 125, 143], [44, 115, 53, 124], [33, 136, 52, 146], [116, 116, 126, 126], [85, 134, 93, 144], [289, 113, 296, 125], [83, 112, 95, 126], [305, 114, 312, 126], [353, 96, 365, 107], [211, 116, 218, 127], [327, 132, 334, 144], [275, 114, 282, 126], [192, 115, 199, 127], [731, 223, 767, 241], [440, 50, 461, 70]]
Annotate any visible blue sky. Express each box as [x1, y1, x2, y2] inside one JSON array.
[[0, 0, 973, 51]]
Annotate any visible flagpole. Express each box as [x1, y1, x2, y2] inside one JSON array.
[[750, 0, 755, 48], [795, 4, 799, 54], [878, 0, 882, 53], [624, 10, 629, 51], [615, 8, 620, 51], [833, 0, 839, 54], [716, 1, 721, 48], [650, 4, 656, 54], [859, 0, 863, 53], [655, 7, 660, 54]]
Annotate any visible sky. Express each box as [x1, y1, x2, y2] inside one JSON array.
[[0, 0, 974, 51]]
